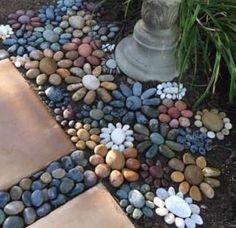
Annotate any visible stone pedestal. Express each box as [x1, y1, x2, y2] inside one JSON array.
[[115, 0, 181, 81]]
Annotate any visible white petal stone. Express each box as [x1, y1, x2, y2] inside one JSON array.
[[166, 82, 172, 87], [125, 130, 133, 135], [172, 94, 177, 100], [122, 124, 130, 131], [207, 131, 215, 139], [168, 187, 175, 196], [160, 93, 166, 99], [155, 208, 169, 216], [153, 197, 165, 208], [185, 218, 196, 228], [119, 145, 125, 152], [164, 213, 175, 224], [223, 117, 230, 123], [164, 87, 179, 94], [166, 94, 172, 99], [100, 133, 110, 139], [124, 141, 133, 147], [116, 123, 122, 128], [101, 128, 111, 134], [111, 128, 126, 145], [216, 132, 224, 140], [175, 217, 185, 228], [112, 145, 119, 150], [106, 141, 113, 149], [108, 123, 115, 130], [222, 128, 230, 135], [176, 192, 184, 198], [165, 196, 191, 218], [157, 90, 162, 95], [100, 138, 110, 144], [126, 136, 134, 142], [194, 120, 202, 128], [82, 74, 100, 90], [156, 188, 169, 200], [184, 197, 193, 204], [191, 214, 203, 225], [189, 204, 200, 214], [200, 127, 208, 133], [157, 84, 163, 90], [225, 122, 232, 130]]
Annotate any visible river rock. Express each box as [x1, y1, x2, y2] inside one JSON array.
[[128, 190, 145, 208], [82, 74, 100, 90], [4, 201, 24, 215], [200, 182, 215, 199], [165, 195, 191, 218], [45, 86, 63, 102], [69, 16, 85, 29], [202, 111, 223, 132], [122, 168, 139, 182], [95, 164, 110, 178], [168, 158, 185, 171], [109, 170, 124, 187], [26, 69, 40, 79], [189, 186, 202, 202], [10, 186, 22, 201], [39, 57, 57, 75], [0, 192, 10, 208], [2, 216, 24, 228], [184, 165, 203, 185], [23, 207, 36, 225], [106, 150, 125, 170], [43, 30, 59, 43]]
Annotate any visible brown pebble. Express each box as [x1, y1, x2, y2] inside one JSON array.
[[109, 170, 124, 187], [122, 168, 139, 182], [89, 154, 104, 166], [126, 158, 140, 170], [94, 144, 108, 157], [200, 182, 215, 199], [123, 148, 138, 159], [189, 185, 202, 201], [170, 171, 185, 182], [168, 158, 185, 171], [75, 140, 86, 150], [183, 153, 195, 165], [175, 100, 187, 111], [95, 164, 110, 178], [179, 181, 190, 194], [196, 156, 207, 169]]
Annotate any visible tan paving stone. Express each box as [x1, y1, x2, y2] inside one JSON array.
[[28, 183, 134, 228], [0, 59, 75, 190]]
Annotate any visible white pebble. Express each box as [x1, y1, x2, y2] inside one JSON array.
[[157, 90, 162, 95], [168, 187, 175, 196], [176, 192, 184, 198], [222, 128, 229, 135], [160, 93, 166, 99], [106, 141, 113, 149], [101, 128, 111, 134], [15, 61, 22, 68], [155, 207, 169, 216], [125, 130, 133, 135], [166, 82, 172, 87], [100, 133, 110, 139], [175, 217, 185, 228], [207, 131, 215, 139], [189, 204, 200, 214], [122, 124, 130, 131], [200, 127, 208, 133], [184, 197, 193, 204], [108, 123, 115, 130], [156, 188, 169, 200], [116, 123, 122, 128], [164, 213, 175, 225], [100, 138, 110, 144], [126, 136, 134, 142], [166, 94, 172, 99], [119, 145, 125, 152], [185, 218, 196, 228], [157, 84, 163, 90], [194, 115, 202, 120], [173, 82, 178, 87], [112, 145, 119, 150], [216, 132, 224, 140], [191, 214, 203, 225], [162, 82, 167, 88], [172, 94, 177, 100], [194, 120, 202, 128], [153, 197, 165, 208], [223, 117, 230, 123], [124, 141, 133, 147], [225, 122, 232, 130]]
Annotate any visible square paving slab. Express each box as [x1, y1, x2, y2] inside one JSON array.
[[29, 183, 134, 228], [0, 59, 75, 190]]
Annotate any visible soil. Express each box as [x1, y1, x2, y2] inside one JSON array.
[[1, 0, 236, 228]]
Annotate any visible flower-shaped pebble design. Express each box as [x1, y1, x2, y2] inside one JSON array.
[[177, 128, 213, 155], [140, 159, 171, 189], [158, 99, 193, 129], [89, 146, 140, 187], [156, 82, 187, 100], [134, 119, 184, 159], [76, 101, 114, 128], [169, 153, 221, 201], [116, 183, 155, 219], [25, 49, 75, 86], [38, 4, 62, 25], [110, 82, 160, 125], [100, 123, 134, 152], [154, 187, 203, 227], [194, 109, 232, 140], [101, 53, 120, 75], [67, 122, 100, 150], [8, 10, 41, 31]]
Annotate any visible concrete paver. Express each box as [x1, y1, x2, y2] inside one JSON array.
[[0, 59, 75, 190], [29, 183, 134, 228]]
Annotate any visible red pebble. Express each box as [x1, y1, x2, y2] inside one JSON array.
[[78, 44, 92, 57], [169, 119, 179, 128], [158, 105, 167, 114], [82, 36, 92, 44], [149, 165, 164, 179], [72, 38, 81, 45], [159, 114, 171, 123], [181, 110, 193, 118], [168, 107, 180, 118], [73, 57, 85, 67], [62, 43, 78, 51], [87, 56, 100, 66], [65, 51, 79, 60], [162, 98, 174, 108], [175, 100, 187, 111], [179, 117, 191, 127]]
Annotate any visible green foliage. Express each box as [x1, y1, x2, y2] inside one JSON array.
[[177, 0, 236, 106]]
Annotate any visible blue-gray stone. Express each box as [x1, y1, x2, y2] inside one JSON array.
[[0, 209, 5, 225], [167, 129, 179, 140], [149, 119, 159, 132], [46, 8, 54, 19], [51, 194, 66, 207], [45, 87, 64, 102], [3, 39, 17, 46], [160, 123, 170, 138], [112, 90, 125, 100], [120, 84, 132, 97], [31, 190, 44, 207], [107, 32, 115, 38], [143, 98, 160, 106], [40, 42, 50, 49], [128, 190, 145, 208], [0, 192, 10, 208], [67, 168, 84, 182], [68, 183, 85, 197], [54, 27, 63, 34], [110, 100, 125, 108], [141, 106, 158, 118], [150, 133, 164, 145], [48, 187, 58, 200], [35, 37, 44, 44], [22, 191, 32, 207], [166, 140, 184, 152], [36, 203, 51, 217], [136, 112, 148, 125], [126, 96, 142, 110], [110, 26, 120, 32], [59, 39, 68, 45], [18, 38, 26, 45], [2, 216, 24, 228], [17, 46, 25, 56], [132, 82, 142, 96], [23, 207, 36, 225], [59, 178, 74, 194], [50, 43, 61, 52], [50, 179, 61, 188], [142, 206, 154, 217], [64, 0, 75, 7], [122, 111, 135, 124], [120, 199, 129, 207], [61, 33, 71, 39], [70, 150, 84, 164], [31, 181, 45, 191], [145, 144, 158, 158], [111, 108, 126, 118], [8, 44, 18, 53], [141, 88, 156, 100], [47, 161, 61, 173], [34, 27, 45, 32], [116, 190, 128, 199], [61, 156, 73, 171], [16, 30, 24, 37]]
